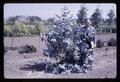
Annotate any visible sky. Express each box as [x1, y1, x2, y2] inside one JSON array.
[[4, 3, 116, 20]]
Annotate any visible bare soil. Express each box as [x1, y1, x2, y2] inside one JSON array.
[[4, 33, 117, 79]]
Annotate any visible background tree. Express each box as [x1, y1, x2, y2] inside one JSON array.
[[7, 16, 19, 25], [107, 9, 115, 26], [47, 18, 55, 25], [14, 21, 26, 36], [76, 5, 88, 26], [90, 8, 103, 28], [4, 25, 12, 36], [28, 16, 41, 24], [36, 21, 45, 35]]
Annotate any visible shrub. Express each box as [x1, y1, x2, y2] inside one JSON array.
[[96, 39, 104, 48], [111, 28, 116, 33], [43, 6, 95, 74], [18, 44, 37, 54], [107, 38, 116, 46]]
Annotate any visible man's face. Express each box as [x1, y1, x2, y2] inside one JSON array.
[[85, 19, 91, 26]]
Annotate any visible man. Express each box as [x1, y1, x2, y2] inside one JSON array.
[[80, 18, 96, 49], [79, 18, 96, 72]]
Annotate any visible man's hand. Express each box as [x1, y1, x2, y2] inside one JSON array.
[[91, 41, 96, 48]]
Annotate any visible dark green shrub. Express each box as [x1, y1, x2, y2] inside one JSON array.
[[18, 44, 37, 54], [107, 38, 116, 46], [96, 39, 104, 48], [111, 28, 116, 33]]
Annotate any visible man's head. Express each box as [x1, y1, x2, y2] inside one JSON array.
[[84, 18, 91, 26]]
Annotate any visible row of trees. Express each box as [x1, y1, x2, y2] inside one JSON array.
[[4, 20, 45, 37], [5, 16, 41, 25], [77, 5, 116, 28], [4, 6, 116, 37]]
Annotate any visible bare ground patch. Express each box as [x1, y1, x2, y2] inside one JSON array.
[[4, 34, 117, 79]]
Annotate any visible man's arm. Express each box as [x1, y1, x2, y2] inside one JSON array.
[[91, 27, 96, 48]]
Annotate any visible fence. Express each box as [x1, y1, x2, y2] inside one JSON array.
[[96, 28, 116, 34]]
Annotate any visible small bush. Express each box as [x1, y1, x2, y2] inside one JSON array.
[[18, 44, 37, 54], [96, 39, 104, 48], [107, 38, 116, 46]]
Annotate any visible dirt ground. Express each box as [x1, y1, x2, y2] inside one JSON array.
[[4, 33, 117, 79]]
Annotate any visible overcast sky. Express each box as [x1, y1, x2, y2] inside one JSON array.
[[4, 3, 116, 20]]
